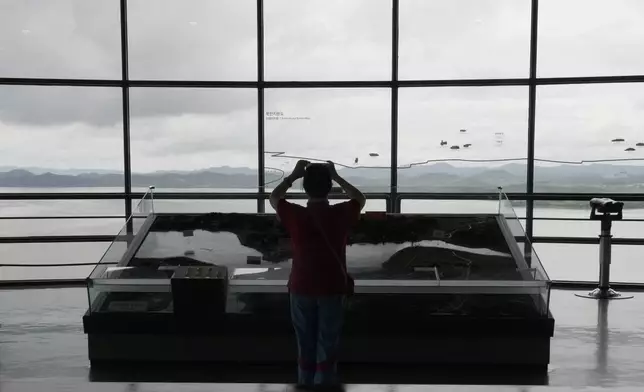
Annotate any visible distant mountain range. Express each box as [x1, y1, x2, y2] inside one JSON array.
[[1, 163, 644, 194]]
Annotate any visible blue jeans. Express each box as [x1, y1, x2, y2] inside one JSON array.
[[289, 294, 345, 386]]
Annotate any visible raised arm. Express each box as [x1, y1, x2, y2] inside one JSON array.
[[327, 161, 366, 210], [269, 160, 309, 211]]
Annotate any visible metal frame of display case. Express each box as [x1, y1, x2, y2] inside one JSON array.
[[86, 192, 552, 317]]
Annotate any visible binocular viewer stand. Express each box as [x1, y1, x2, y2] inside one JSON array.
[[576, 198, 633, 300]]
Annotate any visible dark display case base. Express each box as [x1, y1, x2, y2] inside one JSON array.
[[85, 312, 554, 367], [88, 333, 551, 365], [89, 362, 549, 385]]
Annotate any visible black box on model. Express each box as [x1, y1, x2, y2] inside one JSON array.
[[171, 265, 228, 319]]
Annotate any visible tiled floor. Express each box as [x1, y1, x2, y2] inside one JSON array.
[[1, 287, 644, 391]]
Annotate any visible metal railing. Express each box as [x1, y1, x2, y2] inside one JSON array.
[[2, 191, 644, 277]]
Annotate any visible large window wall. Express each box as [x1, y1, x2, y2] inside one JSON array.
[[2, 0, 644, 283]]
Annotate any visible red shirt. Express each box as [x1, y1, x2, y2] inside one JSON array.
[[277, 199, 361, 296]]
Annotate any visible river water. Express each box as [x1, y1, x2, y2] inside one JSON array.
[[1, 187, 643, 283]]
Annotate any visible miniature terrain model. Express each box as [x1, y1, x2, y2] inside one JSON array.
[[83, 193, 554, 367]]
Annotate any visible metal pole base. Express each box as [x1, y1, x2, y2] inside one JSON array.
[[576, 288, 634, 300]]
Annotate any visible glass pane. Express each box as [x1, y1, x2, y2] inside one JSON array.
[[0, 242, 108, 280], [265, 89, 390, 192], [535, 201, 644, 219], [264, 0, 391, 81], [0, 266, 95, 281], [499, 192, 550, 315], [265, 199, 386, 213], [401, 199, 528, 216], [538, 0, 644, 77], [499, 192, 549, 279], [533, 202, 644, 239], [130, 88, 257, 192], [535, 84, 644, 193], [128, 0, 257, 80], [0, 218, 124, 237], [0, 199, 124, 217], [90, 212, 548, 317], [0, 86, 123, 192], [0, 0, 121, 79], [535, 201, 591, 218], [400, 0, 531, 80], [398, 87, 529, 192], [533, 219, 644, 239], [133, 199, 257, 214], [533, 243, 644, 283], [0, 287, 86, 321], [89, 202, 154, 280]]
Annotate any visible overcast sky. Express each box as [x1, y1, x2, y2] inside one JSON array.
[[2, 0, 644, 175]]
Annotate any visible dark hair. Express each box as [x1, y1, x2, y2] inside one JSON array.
[[302, 163, 332, 198]]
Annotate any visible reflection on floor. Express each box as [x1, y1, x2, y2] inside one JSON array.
[[1, 287, 644, 391]]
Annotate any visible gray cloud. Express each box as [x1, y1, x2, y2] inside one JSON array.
[[536, 83, 644, 161], [264, 88, 391, 167], [264, 0, 391, 80], [127, 0, 257, 80], [0, 0, 121, 79], [0, 85, 122, 127], [537, 0, 644, 77], [1, 0, 258, 127], [398, 86, 529, 165], [399, 0, 531, 80], [0, 86, 257, 127], [0, 120, 124, 171], [130, 88, 256, 119]]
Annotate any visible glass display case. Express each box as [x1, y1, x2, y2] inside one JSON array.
[[87, 188, 551, 318]]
